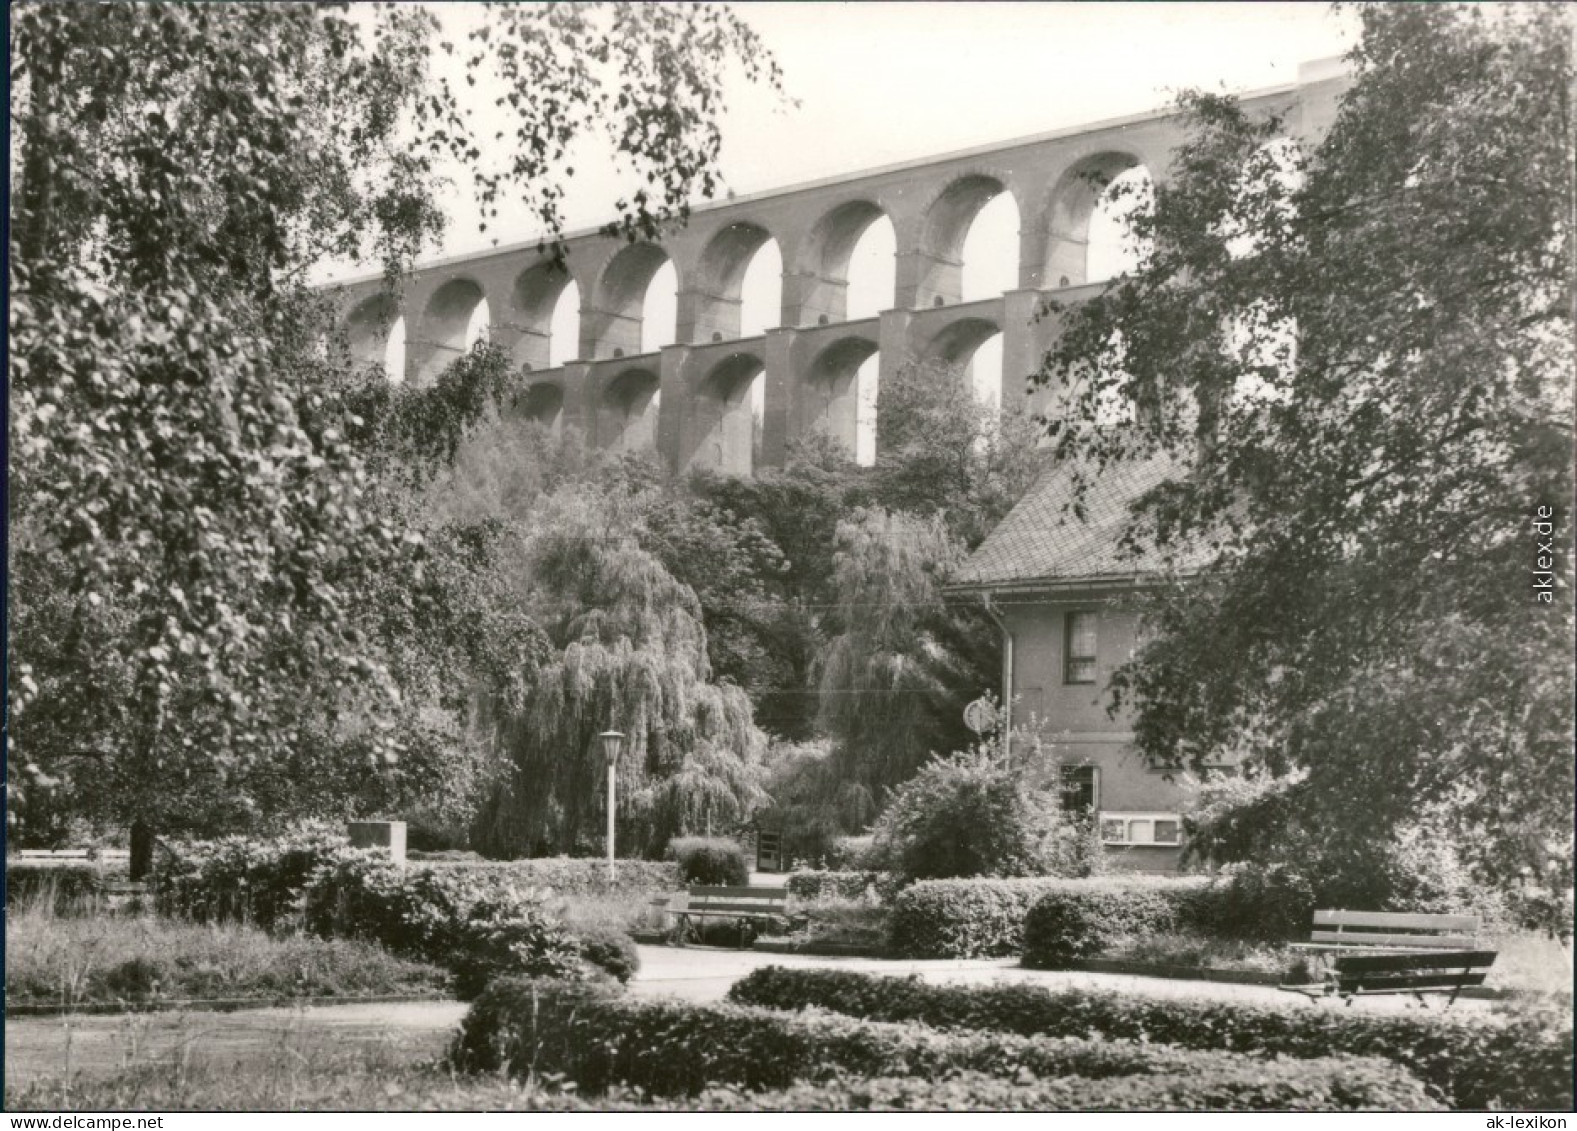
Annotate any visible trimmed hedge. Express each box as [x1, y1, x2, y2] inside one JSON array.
[[886, 876, 1210, 958], [1022, 882, 1202, 967], [424, 856, 679, 898], [668, 838, 749, 887], [784, 868, 885, 902], [680, 1065, 1442, 1112], [453, 976, 1434, 1106], [727, 966, 1575, 1111]]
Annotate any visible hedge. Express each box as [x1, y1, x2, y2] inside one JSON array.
[[424, 856, 679, 898], [154, 835, 640, 995], [668, 838, 748, 887], [727, 966, 1575, 1111], [1022, 882, 1203, 967], [452, 976, 1434, 1106], [886, 875, 1211, 959], [678, 1065, 1442, 1112], [784, 869, 886, 902]]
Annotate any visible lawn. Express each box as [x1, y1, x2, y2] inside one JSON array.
[[5, 895, 449, 1009]]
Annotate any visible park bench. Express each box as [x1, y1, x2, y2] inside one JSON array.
[[1280, 909, 1496, 1007], [667, 885, 802, 948]]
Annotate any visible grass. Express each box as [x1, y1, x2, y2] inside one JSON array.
[[5, 893, 449, 1008]]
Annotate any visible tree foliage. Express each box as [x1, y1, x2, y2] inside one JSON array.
[[814, 509, 999, 818], [470, 488, 767, 857], [6, 2, 779, 862], [1034, 4, 1574, 896]]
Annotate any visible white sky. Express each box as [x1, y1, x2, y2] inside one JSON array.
[[353, 1, 1357, 265]]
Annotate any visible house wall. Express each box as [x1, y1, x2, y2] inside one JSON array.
[[1002, 595, 1193, 872]]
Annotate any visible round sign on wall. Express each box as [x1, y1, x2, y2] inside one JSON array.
[[963, 697, 997, 735]]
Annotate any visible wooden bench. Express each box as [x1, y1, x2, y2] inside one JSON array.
[[668, 885, 801, 948], [1281, 910, 1496, 1007]]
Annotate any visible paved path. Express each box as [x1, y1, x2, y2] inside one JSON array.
[[4, 944, 1488, 1094]]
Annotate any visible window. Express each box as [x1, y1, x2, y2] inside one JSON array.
[[1099, 812, 1184, 846], [1059, 766, 1098, 814], [1064, 611, 1098, 684]]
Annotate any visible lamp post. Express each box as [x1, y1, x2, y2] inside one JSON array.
[[599, 730, 625, 881]]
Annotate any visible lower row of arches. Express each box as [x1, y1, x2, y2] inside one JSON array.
[[517, 330, 1006, 478]]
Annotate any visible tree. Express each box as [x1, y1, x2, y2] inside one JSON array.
[[1035, 4, 1574, 904], [872, 360, 1041, 549], [814, 509, 999, 820], [470, 486, 768, 858], [7, 2, 780, 873]]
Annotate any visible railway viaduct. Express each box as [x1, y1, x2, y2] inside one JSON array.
[[333, 59, 1346, 476]]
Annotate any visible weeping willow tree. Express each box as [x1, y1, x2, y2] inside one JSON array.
[[815, 508, 999, 823], [472, 489, 768, 858]]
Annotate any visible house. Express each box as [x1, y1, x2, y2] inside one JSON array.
[[949, 454, 1212, 873]]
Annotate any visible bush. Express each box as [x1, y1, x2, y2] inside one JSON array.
[[157, 835, 640, 999], [668, 838, 749, 887], [784, 868, 884, 902], [868, 746, 1095, 882], [1022, 881, 1208, 967], [453, 976, 1431, 1105], [887, 875, 1208, 959], [153, 830, 350, 929], [684, 1064, 1441, 1112], [574, 924, 642, 984], [727, 967, 1575, 1111], [425, 857, 680, 898]]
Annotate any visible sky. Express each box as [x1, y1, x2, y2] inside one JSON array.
[[413, 2, 1357, 259]]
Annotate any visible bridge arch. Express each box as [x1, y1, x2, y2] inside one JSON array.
[[511, 261, 579, 370], [804, 336, 880, 463], [796, 200, 896, 325], [344, 293, 400, 372], [599, 367, 661, 453], [922, 315, 1004, 409], [1043, 151, 1152, 287], [915, 172, 1021, 307], [522, 382, 564, 431], [690, 222, 782, 341], [413, 278, 487, 385], [587, 243, 675, 359], [687, 352, 764, 476]]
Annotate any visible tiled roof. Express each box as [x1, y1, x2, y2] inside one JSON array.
[[952, 454, 1198, 589]]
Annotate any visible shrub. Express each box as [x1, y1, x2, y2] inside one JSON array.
[[727, 967, 1575, 1111], [668, 838, 749, 887], [686, 1064, 1441, 1112], [153, 830, 352, 929], [868, 746, 1094, 882], [574, 924, 642, 984], [425, 857, 680, 898], [827, 836, 877, 870], [453, 976, 1430, 1104], [784, 868, 884, 902], [157, 834, 639, 999], [1022, 881, 1207, 967], [887, 875, 1208, 959]]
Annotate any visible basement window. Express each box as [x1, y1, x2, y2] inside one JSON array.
[[1100, 812, 1183, 846]]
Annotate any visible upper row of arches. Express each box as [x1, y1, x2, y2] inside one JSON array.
[[345, 153, 1160, 383], [347, 140, 1299, 386]]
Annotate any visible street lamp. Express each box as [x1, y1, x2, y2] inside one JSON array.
[[599, 730, 625, 880]]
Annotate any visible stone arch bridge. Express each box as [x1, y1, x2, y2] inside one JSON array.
[[334, 60, 1344, 477]]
